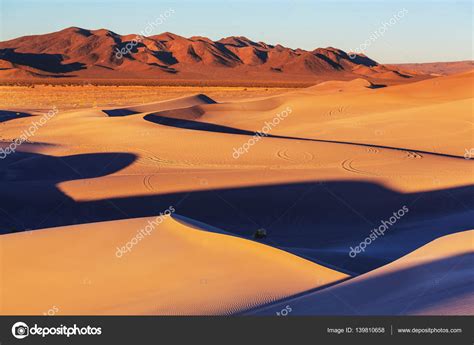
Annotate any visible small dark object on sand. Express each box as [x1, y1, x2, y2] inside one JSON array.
[[253, 228, 267, 239]]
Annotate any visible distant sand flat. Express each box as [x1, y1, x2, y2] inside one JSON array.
[[0, 216, 348, 315]]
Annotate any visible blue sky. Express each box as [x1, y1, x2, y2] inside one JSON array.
[[0, 0, 472, 63]]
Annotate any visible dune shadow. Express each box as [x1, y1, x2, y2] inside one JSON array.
[[367, 83, 386, 89], [103, 108, 141, 117], [104, 94, 217, 117], [246, 252, 474, 315], [0, 150, 472, 274], [144, 114, 465, 160], [0, 150, 136, 233], [144, 114, 258, 135], [0, 110, 31, 123]]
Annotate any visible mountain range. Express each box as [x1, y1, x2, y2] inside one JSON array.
[[0, 27, 425, 84]]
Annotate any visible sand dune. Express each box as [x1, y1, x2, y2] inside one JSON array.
[[195, 71, 474, 157], [0, 215, 347, 315], [103, 94, 216, 116], [248, 230, 474, 315], [0, 71, 472, 315]]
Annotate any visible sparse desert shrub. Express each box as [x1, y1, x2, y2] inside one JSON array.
[[253, 228, 267, 239]]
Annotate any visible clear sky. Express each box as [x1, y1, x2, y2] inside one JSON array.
[[0, 0, 472, 63]]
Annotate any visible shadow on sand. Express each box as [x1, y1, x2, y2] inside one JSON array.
[[0, 110, 31, 123], [245, 252, 474, 315], [0, 150, 473, 274], [144, 113, 465, 160]]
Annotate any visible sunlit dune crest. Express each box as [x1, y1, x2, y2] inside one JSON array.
[[0, 216, 348, 315]]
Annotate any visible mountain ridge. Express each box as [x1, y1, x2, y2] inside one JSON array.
[[0, 27, 424, 83]]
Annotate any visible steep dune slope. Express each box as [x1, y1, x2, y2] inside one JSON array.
[[0, 216, 348, 315], [248, 230, 474, 315]]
